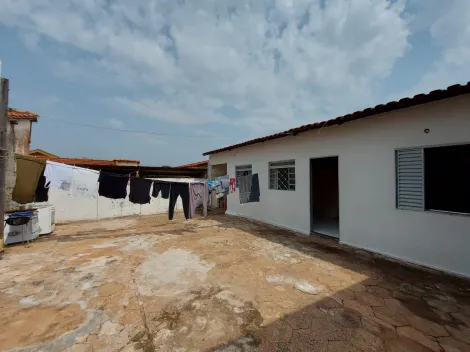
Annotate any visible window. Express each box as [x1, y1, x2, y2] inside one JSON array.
[[396, 144, 470, 214], [269, 160, 295, 191], [235, 164, 252, 188]]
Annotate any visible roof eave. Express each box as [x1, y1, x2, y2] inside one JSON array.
[[203, 81, 470, 156]]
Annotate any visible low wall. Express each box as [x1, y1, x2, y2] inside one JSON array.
[[46, 178, 206, 223]]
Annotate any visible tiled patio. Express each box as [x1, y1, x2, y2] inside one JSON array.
[[0, 211, 469, 351]]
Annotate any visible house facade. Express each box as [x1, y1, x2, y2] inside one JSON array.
[[205, 83, 470, 278], [5, 108, 39, 211]]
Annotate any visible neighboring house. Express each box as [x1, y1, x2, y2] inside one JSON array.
[[7, 108, 39, 155], [29, 149, 59, 159], [204, 82, 470, 278], [29, 150, 140, 167], [178, 160, 208, 178], [178, 160, 208, 169], [5, 108, 39, 211]]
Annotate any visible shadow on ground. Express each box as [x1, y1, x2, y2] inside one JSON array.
[[200, 213, 470, 352]]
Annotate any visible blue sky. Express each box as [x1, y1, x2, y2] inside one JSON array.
[[1, 0, 469, 166]]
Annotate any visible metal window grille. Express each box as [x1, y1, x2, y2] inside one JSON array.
[[235, 165, 252, 188], [269, 160, 295, 191], [396, 148, 424, 211]]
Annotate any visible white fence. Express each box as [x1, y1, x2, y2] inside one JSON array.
[[46, 178, 206, 223]]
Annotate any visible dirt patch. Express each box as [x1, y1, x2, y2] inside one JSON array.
[[0, 303, 86, 350], [137, 249, 214, 296], [151, 286, 262, 351]]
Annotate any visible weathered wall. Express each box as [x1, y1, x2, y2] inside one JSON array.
[[46, 178, 206, 222], [209, 95, 470, 278], [5, 122, 18, 212], [4, 120, 34, 211], [12, 120, 32, 155]]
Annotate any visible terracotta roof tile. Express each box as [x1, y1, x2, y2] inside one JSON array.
[[113, 159, 140, 163], [7, 108, 39, 121], [48, 158, 115, 166], [203, 81, 470, 156], [178, 160, 209, 168]]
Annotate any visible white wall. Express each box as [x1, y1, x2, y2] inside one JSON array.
[[47, 178, 206, 222], [209, 95, 470, 278]]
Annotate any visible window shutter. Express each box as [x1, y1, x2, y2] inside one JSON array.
[[396, 148, 424, 211]]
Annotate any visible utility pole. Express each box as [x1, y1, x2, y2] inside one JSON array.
[[0, 77, 9, 255]]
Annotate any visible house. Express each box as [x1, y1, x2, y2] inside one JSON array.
[[7, 108, 39, 155], [178, 160, 208, 169], [178, 160, 209, 178], [29, 150, 141, 167], [28, 149, 59, 159], [5, 108, 40, 211], [204, 81, 470, 278]]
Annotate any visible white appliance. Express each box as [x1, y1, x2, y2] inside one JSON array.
[[36, 205, 55, 235], [23, 203, 56, 235], [4, 211, 40, 245]]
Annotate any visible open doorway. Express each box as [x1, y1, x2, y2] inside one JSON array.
[[310, 156, 339, 238]]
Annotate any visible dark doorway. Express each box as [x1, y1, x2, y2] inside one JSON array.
[[310, 156, 339, 238]]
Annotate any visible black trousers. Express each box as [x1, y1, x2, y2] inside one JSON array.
[[169, 182, 190, 220], [153, 181, 171, 199]]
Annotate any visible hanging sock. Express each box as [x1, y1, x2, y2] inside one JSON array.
[[168, 182, 190, 220], [129, 178, 152, 204], [229, 178, 236, 193], [98, 172, 128, 199]]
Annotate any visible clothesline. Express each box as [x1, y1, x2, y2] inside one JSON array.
[[44, 160, 204, 182]]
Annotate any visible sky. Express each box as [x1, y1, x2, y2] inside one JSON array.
[[0, 0, 469, 166]]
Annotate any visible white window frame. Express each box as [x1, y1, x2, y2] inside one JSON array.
[[235, 164, 252, 188], [269, 160, 295, 191]]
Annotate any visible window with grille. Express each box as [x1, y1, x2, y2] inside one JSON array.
[[269, 160, 295, 191], [396, 144, 470, 214], [235, 165, 252, 188]]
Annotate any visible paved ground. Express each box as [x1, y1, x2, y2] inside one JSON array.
[[1, 211, 470, 352]]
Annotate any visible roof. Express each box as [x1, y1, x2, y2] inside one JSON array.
[[88, 165, 207, 178], [29, 149, 59, 159], [47, 158, 116, 166], [178, 160, 209, 168], [8, 108, 39, 121], [203, 81, 470, 156], [113, 159, 140, 163], [29, 150, 141, 166]]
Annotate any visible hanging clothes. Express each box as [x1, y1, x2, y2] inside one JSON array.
[[129, 178, 152, 204], [71, 167, 99, 198], [34, 173, 49, 203], [189, 182, 208, 219], [44, 160, 73, 192], [98, 172, 128, 199], [239, 173, 260, 204], [216, 176, 230, 193], [152, 180, 171, 199], [12, 154, 45, 204], [210, 189, 217, 207], [168, 182, 190, 220], [229, 178, 236, 193]]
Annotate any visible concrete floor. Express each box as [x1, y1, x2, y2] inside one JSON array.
[[312, 218, 340, 239], [1, 211, 470, 352]]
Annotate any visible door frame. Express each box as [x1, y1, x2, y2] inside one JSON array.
[[309, 155, 340, 239]]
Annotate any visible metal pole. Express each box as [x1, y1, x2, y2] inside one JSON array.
[[0, 78, 9, 251]]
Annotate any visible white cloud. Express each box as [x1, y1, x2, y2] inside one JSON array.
[[401, 0, 470, 97], [1, 0, 411, 133]]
